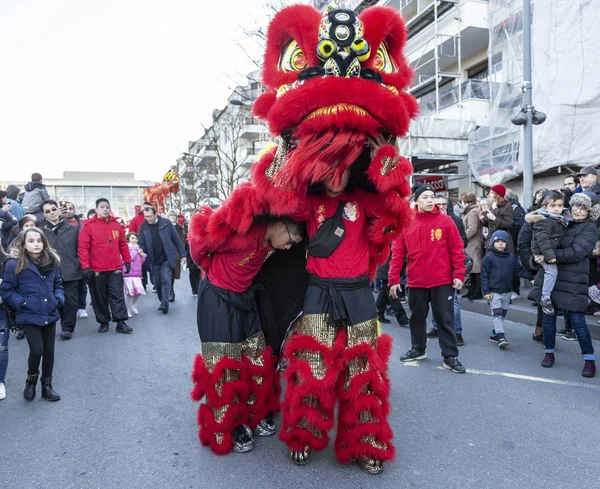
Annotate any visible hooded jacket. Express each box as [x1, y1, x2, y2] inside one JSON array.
[[21, 181, 51, 214], [526, 210, 570, 261], [389, 205, 466, 288], [481, 231, 517, 294], [123, 246, 146, 278], [78, 214, 131, 272]]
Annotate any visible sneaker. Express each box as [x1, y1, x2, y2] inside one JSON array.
[[489, 333, 499, 344], [539, 297, 555, 315], [77, 309, 88, 319], [0, 382, 5, 400], [456, 333, 464, 346], [541, 352, 555, 368], [159, 304, 169, 314], [377, 313, 390, 324], [400, 348, 427, 362], [497, 333, 509, 349], [582, 360, 596, 378], [426, 328, 439, 338], [532, 332, 544, 343], [59, 331, 73, 340], [562, 331, 577, 341], [594, 311, 600, 317], [98, 323, 109, 333], [253, 418, 276, 437], [510, 291, 519, 301], [131, 306, 139, 315], [400, 297, 407, 304], [442, 356, 466, 374], [16, 330, 25, 340], [128, 312, 133, 318], [116, 321, 133, 334], [556, 328, 569, 337]]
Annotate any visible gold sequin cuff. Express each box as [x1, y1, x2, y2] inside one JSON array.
[[347, 319, 379, 348], [297, 314, 337, 347]]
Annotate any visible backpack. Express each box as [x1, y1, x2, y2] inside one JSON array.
[[22, 188, 44, 213]]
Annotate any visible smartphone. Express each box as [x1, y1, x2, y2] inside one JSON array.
[[60, 201, 67, 208]]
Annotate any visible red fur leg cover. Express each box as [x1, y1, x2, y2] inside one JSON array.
[[190, 354, 250, 455], [279, 329, 346, 452], [334, 334, 395, 463], [244, 346, 281, 430]]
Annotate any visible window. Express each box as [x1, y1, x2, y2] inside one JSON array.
[[468, 61, 489, 81], [83, 187, 111, 215], [54, 186, 85, 216], [112, 187, 141, 221], [250, 82, 260, 90]]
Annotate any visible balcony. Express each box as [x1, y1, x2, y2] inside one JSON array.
[[240, 147, 258, 167], [418, 79, 494, 126], [240, 117, 265, 139]]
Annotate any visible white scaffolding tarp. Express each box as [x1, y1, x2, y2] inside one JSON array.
[[401, 117, 476, 158], [468, 0, 600, 187]]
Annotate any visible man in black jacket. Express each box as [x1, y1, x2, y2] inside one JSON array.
[[41, 200, 83, 340], [506, 189, 526, 298], [577, 167, 600, 196]]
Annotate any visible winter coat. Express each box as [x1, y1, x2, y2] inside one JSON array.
[[78, 215, 131, 272], [517, 221, 535, 278], [21, 181, 50, 214], [123, 247, 146, 278], [42, 219, 83, 281], [509, 198, 526, 245], [462, 204, 483, 273], [0, 259, 64, 326], [443, 197, 467, 247], [529, 219, 597, 313], [0, 208, 17, 249], [389, 206, 466, 288], [526, 211, 569, 261], [6, 198, 24, 220], [172, 223, 186, 279], [138, 216, 186, 270], [127, 213, 145, 234], [481, 248, 517, 295], [481, 202, 514, 252]]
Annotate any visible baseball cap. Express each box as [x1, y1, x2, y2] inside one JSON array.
[[577, 166, 598, 177]]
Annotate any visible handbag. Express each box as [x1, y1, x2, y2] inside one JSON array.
[[306, 200, 346, 258]]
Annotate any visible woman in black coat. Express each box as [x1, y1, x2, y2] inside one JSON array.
[[529, 193, 597, 378]]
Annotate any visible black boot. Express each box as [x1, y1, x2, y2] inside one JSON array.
[[116, 321, 133, 334], [41, 376, 61, 401], [23, 373, 38, 401], [377, 312, 390, 324]]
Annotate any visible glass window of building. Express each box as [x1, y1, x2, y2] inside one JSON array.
[[112, 187, 141, 221], [84, 187, 112, 215], [54, 187, 86, 216]]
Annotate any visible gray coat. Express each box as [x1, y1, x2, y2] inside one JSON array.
[[42, 219, 83, 282], [462, 204, 483, 273]]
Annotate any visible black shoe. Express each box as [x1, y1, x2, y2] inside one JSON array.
[[442, 356, 466, 374], [556, 328, 569, 336], [426, 328, 439, 338], [23, 373, 38, 401], [16, 330, 25, 340], [456, 333, 464, 346], [497, 333, 509, 349], [562, 330, 577, 341], [532, 332, 544, 343], [159, 304, 169, 314], [115, 321, 132, 334], [489, 332, 499, 344], [60, 331, 73, 340], [377, 312, 390, 324], [539, 297, 555, 315], [41, 376, 61, 401], [169, 292, 175, 303], [397, 317, 409, 327], [98, 323, 109, 333], [400, 348, 427, 362]]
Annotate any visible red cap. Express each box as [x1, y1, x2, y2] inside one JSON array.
[[490, 184, 506, 198]]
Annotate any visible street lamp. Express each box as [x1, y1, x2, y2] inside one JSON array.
[[230, 99, 252, 107]]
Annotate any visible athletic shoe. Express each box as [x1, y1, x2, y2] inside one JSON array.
[[442, 357, 466, 373], [426, 328, 439, 338], [0, 383, 5, 400], [77, 309, 88, 319], [539, 297, 555, 315], [582, 360, 596, 378], [131, 306, 139, 315], [456, 333, 464, 346], [541, 352, 555, 368], [510, 291, 519, 301], [489, 330, 498, 343], [400, 348, 427, 362], [400, 297, 407, 304], [159, 304, 169, 314], [115, 321, 133, 334], [556, 328, 569, 336], [562, 331, 577, 341], [497, 333, 509, 349]]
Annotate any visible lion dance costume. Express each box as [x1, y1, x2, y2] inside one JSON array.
[[189, 4, 417, 474]]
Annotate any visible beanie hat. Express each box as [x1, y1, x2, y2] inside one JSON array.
[[490, 230, 509, 248], [412, 183, 434, 201], [490, 184, 506, 198], [570, 193, 600, 221]]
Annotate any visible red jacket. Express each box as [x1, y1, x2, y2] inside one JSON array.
[[78, 215, 131, 272], [128, 213, 145, 234], [389, 206, 465, 288]]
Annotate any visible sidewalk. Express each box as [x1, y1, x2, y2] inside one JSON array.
[[459, 292, 600, 341]]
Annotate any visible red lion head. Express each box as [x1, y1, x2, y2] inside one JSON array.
[[253, 4, 418, 191]]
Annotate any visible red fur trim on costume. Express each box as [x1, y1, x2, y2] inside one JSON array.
[[253, 91, 277, 121], [367, 145, 413, 193], [334, 334, 395, 463], [244, 347, 281, 429]]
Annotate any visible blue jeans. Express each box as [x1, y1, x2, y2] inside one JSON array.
[[152, 261, 173, 308], [542, 311, 595, 360], [432, 292, 462, 334], [0, 307, 9, 384]]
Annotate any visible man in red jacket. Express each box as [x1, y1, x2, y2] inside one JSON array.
[[78, 198, 132, 334], [389, 184, 467, 373]]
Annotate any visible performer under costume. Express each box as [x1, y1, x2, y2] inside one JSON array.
[[189, 218, 304, 455], [188, 4, 417, 474]]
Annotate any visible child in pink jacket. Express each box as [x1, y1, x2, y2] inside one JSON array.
[[123, 232, 146, 316]]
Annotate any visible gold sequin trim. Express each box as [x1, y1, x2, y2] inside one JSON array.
[[296, 350, 326, 380], [359, 435, 388, 451], [242, 332, 266, 365], [265, 139, 289, 182], [297, 314, 337, 347], [212, 405, 229, 424], [380, 136, 400, 176], [201, 342, 243, 372], [297, 418, 323, 439], [215, 433, 224, 444], [347, 319, 379, 348]]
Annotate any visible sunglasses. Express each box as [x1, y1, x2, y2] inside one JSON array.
[[44, 207, 58, 214]]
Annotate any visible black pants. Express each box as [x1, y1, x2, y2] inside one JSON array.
[[22, 323, 56, 378], [189, 261, 200, 294], [78, 279, 88, 309], [60, 280, 81, 333], [465, 273, 483, 300], [89, 270, 129, 324], [375, 280, 408, 324], [408, 284, 458, 358]]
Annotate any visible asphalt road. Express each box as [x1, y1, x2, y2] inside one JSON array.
[[2, 276, 599, 489]]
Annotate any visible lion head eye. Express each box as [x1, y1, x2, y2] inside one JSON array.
[[372, 43, 395, 74], [279, 39, 308, 72]]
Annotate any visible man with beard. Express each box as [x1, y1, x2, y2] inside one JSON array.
[[41, 200, 83, 340]]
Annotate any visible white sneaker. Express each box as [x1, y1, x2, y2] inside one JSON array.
[[510, 292, 519, 301], [128, 312, 133, 318], [0, 383, 6, 400], [131, 306, 139, 315], [77, 309, 88, 319]]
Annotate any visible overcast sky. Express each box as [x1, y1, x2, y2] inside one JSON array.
[[0, 0, 276, 184]]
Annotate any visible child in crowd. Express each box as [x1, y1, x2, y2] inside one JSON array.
[[481, 230, 517, 349], [123, 232, 146, 317], [526, 190, 570, 315], [0, 242, 10, 400], [0, 228, 63, 401]]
